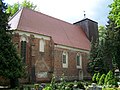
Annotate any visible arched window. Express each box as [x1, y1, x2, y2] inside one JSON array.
[[20, 35, 27, 63], [62, 51, 68, 68], [76, 53, 82, 68], [39, 38, 45, 52]]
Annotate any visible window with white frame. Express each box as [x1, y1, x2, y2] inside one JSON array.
[[62, 51, 68, 68], [39, 38, 45, 52], [76, 53, 82, 68]]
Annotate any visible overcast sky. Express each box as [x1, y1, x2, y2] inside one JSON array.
[[4, 0, 113, 26]]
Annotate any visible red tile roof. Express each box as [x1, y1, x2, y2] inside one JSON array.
[[9, 8, 90, 51]]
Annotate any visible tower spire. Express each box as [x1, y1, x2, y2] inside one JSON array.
[[83, 11, 86, 19]]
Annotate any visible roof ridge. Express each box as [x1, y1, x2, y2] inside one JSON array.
[[22, 7, 76, 27]]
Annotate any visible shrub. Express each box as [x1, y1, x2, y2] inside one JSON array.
[[96, 73, 101, 84], [76, 82, 85, 89], [58, 74, 66, 89], [49, 74, 57, 89], [107, 78, 118, 87], [92, 73, 97, 83], [98, 74, 106, 85], [104, 70, 114, 85], [66, 83, 74, 90], [43, 86, 52, 90]]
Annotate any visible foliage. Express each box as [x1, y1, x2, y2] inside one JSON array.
[[107, 0, 120, 70], [96, 73, 101, 84], [6, 3, 19, 17], [87, 40, 98, 75], [98, 74, 106, 85], [87, 39, 107, 75], [112, 30, 120, 71], [88, 0, 120, 75], [92, 73, 97, 83], [107, 78, 118, 87], [88, 26, 115, 75], [0, 0, 25, 88], [98, 25, 106, 41], [49, 74, 57, 90], [103, 30, 114, 71], [58, 73, 67, 89], [102, 88, 120, 90], [76, 82, 85, 89], [67, 83, 74, 89], [45, 74, 67, 90], [6, 0, 37, 16], [104, 71, 114, 85], [43, 74, 86, 90], [108, 0, 120, 28]]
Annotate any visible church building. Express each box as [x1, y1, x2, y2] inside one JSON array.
[[9, 7, 98, 83]]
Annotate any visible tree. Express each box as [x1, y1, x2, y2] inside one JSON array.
[[103, 30, 114, 71], [107, 0, 120, 70], [87, 39, 107, 75], [109, 0, 120, 28], [113, 30, 120, 70], [88, 0, 120, 76], [98, 25, 106, 41], [0, 0, 25, 88], [87, 40, 98, 75], [6, 0, 37, 16]]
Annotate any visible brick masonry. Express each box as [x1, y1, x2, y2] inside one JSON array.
[[0, 32, 91, 84]]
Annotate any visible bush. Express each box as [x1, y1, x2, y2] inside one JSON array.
[[104, 70, 118, 87], [66, 83, 74, 90], [96, 73, 101, 84], [104, 70, 114, 85], [107, 78, 118, 87], [76, 82, 85, 89], [43, 86, 52, 90], [98, 74, 106, 85], [92, 73, 97, 83]]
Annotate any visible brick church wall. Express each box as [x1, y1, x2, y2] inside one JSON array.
[[0, 32, 90, 84], [54, 47, 90, 81]]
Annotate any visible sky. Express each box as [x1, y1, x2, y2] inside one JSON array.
[[4, 0, 113, 26]]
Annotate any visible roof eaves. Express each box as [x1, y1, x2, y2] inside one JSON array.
[[16, 29, 52, 38], [55, 43, 90, 51]]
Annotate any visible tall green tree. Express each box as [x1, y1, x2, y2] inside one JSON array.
[[107, 0, 120, 70], [103, 30, 114, 71], [6, 0, 37, 16], [0, 0, 25, 88], [88, 0, 120, 75], [87, 29, 114, 75], [109, 0, 120, 28], [87, 40, 106, 75]]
